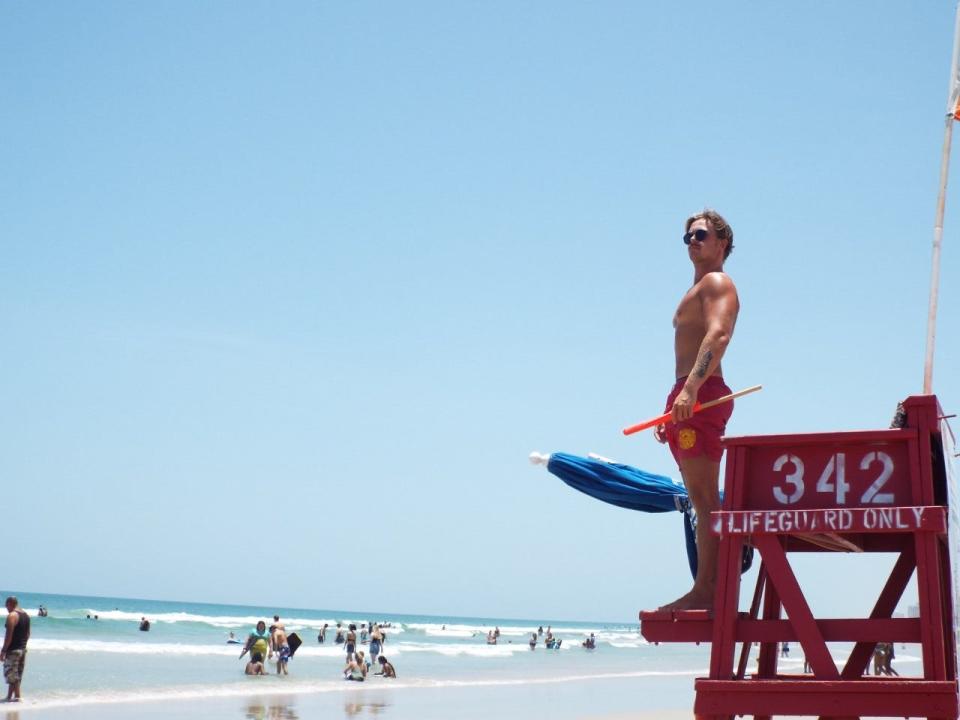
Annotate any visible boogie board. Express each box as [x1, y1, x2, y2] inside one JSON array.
[[287, 632, 303, 657]]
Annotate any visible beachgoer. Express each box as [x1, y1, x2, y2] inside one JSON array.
[[343, 653, 366, 682], [655, 209, 739, 611], [227, 631, 241, 645], [781, 641, 789, 657], [369, 624, 383, 666], [538, 625, 543, 636], [545, 628, 554, 645], [883, 642, 898, 676], [271, 624, 290, 675], [245, 652, 268, 675], [335, 623, 344, 644], [377, 655, 397, 678], [872, 642, 887, 675], [2, 597, 30, 703], [345, 624, 357, 661], [486, 630, 497, 645], [360, 624, 368, 643], [239, 621, 270, 661], [529, 632, 537, 650], [318, 623, 328, 643], [582, 633, 596, 649], [139, 617, 150, 632], [494, 626, 500, 639], [37, 607, 47, 618]]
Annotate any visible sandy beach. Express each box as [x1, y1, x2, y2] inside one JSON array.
[[1, 676, 699, 720]]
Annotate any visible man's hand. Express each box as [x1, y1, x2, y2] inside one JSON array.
[[671, 385, 698, 423], [653, 424, 667, 444]]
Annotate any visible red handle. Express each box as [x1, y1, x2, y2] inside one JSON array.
[[622, 402, 703, 436]]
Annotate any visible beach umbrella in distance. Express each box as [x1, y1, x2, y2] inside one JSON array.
[[530, 451, 753, 578]]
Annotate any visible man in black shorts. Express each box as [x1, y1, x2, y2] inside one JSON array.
[[1, 596, 30, 702]]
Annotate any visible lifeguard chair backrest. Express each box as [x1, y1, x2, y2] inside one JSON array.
[[724, 395, 945, 515]]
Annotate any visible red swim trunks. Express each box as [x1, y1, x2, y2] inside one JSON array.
[[664, 375, 733, 466]]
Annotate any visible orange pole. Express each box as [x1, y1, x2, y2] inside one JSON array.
[[621, 385, 762, 436]]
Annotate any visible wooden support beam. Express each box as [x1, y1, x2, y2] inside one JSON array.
[[841, 545, 916, 679], [753, 535, 839, 679]]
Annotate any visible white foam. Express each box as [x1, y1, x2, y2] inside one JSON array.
[[393, 641, 528, 658], [81, 609, 402, 633], [28, 639, 373, 659], [29, 637, 584, 659], [405, 622, 605, 638], [75, 611, 626, 644], [424, 629, 476, 638]]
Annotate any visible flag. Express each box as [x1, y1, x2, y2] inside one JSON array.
[[948, 3, 960, 120]]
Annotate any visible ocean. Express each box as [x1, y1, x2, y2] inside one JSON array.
[[0, 590, 921, 719]]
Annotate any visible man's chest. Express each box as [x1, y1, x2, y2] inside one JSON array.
[[673, 288, 702, 329]]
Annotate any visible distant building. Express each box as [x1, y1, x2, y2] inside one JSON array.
[[908, 604, 920, 618]]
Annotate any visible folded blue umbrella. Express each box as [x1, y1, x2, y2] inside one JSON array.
[[532, 451, 753, 579], [544, 452, 687, 513]]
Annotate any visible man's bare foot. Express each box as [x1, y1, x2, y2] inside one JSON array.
[[657, 588, 714, 611]]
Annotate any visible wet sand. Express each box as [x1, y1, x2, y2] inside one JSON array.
[[0, 673, 697, 720]]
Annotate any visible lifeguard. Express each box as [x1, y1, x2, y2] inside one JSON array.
[[655, 209, 739, 611]]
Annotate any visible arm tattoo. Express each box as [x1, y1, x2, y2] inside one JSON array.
[[694, 349, 713, 379]]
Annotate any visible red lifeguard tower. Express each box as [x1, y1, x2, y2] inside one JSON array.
[[640, 394, 959, 719]]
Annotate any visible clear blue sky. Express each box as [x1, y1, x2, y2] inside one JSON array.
[[2, 1, 959, 622]]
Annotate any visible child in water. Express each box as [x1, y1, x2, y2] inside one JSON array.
[[377, 656, 397, 678], [245, 652, 268, 675]]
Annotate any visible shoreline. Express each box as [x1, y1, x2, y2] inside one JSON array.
[[0, 671, 700, 720], [1, 667, 706, 713]]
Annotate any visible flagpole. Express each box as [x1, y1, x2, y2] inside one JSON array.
[[925, 116, 954, 394], [924, 2, 960, 395]]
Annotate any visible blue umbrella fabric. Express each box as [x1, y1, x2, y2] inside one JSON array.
[[540, 451, 688, 513], [532, 451, 753, 579]]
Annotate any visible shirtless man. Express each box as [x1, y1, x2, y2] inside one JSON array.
[[270, 624, 290, 675], [655, 210, 739, 611]]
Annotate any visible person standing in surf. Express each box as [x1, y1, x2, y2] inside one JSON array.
[[369, 624, 383, 666], [239, 621, 270, 662], [1, 596, 30, 703], [655, 209, 739, 611], [345, 623, 357, 662]]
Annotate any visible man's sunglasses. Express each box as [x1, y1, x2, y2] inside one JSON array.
[[683, 228, 710, 245]]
